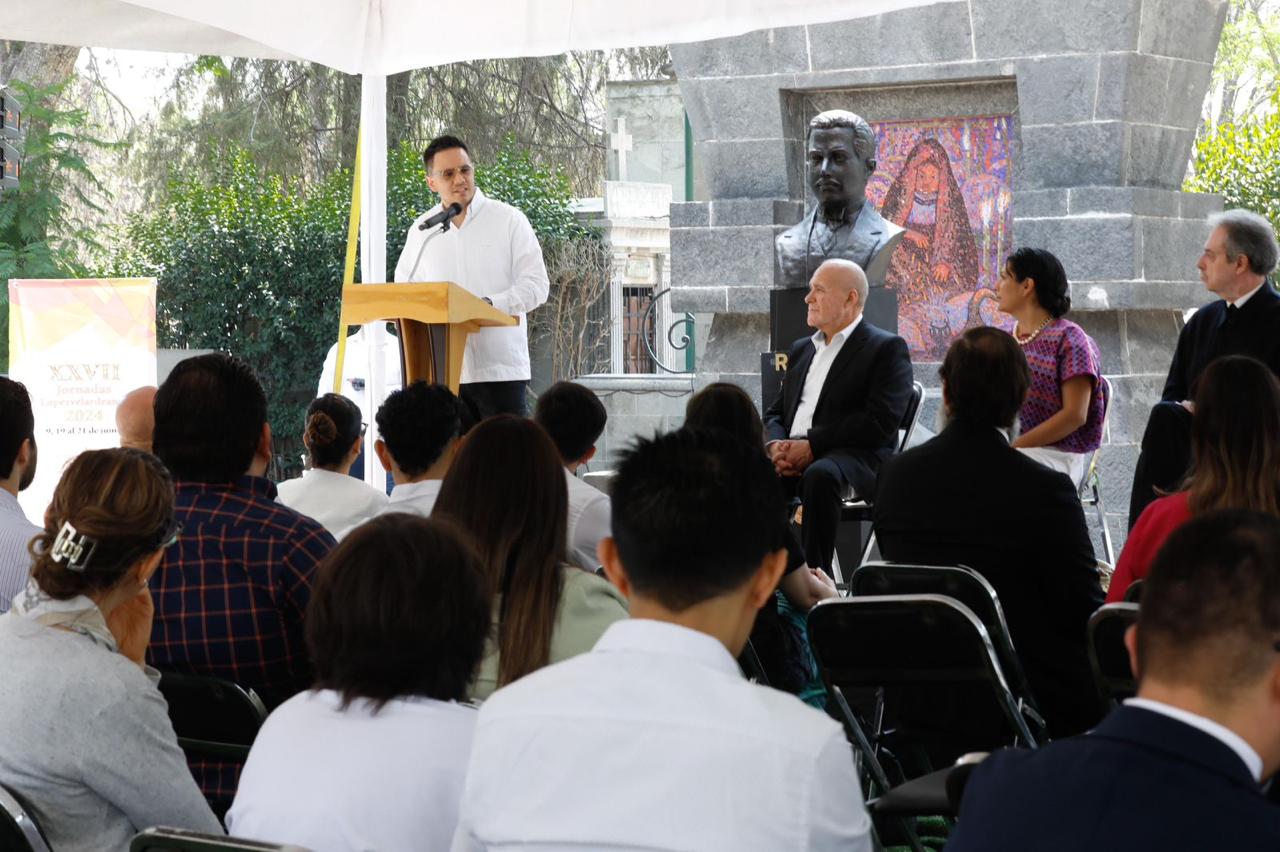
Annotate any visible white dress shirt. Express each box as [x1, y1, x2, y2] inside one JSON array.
[[227, 689, 476, 852], [1229, 279, 1266, 309], [379, 479, 444, 518], [275, 468, 388, 541], [0, 490, 39, 613], [451, 619, 872, 852], [316, 325, 404, 427], [565, 469, 610, 572], [394, 188, 550, 384], [790, 315, 864, 438], [1125, 697, 1264, 782]]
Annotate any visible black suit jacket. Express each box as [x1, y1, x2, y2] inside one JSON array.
[[762, 319, 912, 496], [946, 706, 1280, 851], [1164, 281, 1280, 401], [873, 419, 1104, 737]]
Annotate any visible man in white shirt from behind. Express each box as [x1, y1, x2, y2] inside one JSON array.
[[394, 135, 549, 425], [0, 378, 39, 613], [374, 382, 463, 519], [452, 428, 871, 852], [533, 381, 610, 572]]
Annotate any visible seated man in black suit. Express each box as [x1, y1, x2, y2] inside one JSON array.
[[873, 326, 1104, 738], [1129, 209, 1280, 527], [763, 258, 913, 574], [947, 510, 1280, 851]]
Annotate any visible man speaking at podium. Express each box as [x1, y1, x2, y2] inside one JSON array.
[[394, 135, 550, 423]]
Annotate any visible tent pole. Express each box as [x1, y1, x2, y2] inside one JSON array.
[[360, 73, 389, 489]]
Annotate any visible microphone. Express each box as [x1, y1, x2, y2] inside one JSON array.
[[418, 202, 463, 231]]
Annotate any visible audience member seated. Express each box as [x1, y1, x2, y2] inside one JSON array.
[[994, 247, 1106, 485], [1108, 355, 1280, 602], [276, 393, 387, 539], [534, 381, 611, 571], [434, 415, 626, 702], [1129, 209, 1280, 527], [0, 378, 39, 612], [684, 382, 836, 694], [874, 326, 1105, 738], [227, 514, 488, 851], [763, 258, 913, 574], [374, 381, 462, 518], [947, 510, 1280, 851], [451, 429, 872, 851], [115, 385, 158, 453], [149, 352, 336, 800], [0, 448, 222, 851]]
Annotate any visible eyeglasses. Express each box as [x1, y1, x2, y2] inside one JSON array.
[[432, 164, 473, 182]]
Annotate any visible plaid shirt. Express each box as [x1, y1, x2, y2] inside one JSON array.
[[149, 474, 335, 800]]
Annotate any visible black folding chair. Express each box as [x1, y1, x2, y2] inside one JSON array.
[[1088, 602, 1139, 707], [157, 672, 269, 762], [1122, 578, 1144, 603], [131, 827, 311, 851], [737, 638, 771, 686], [809, 595, 1038, 852], [848, 562, 1046, 739], [0, 784, 51, 852]]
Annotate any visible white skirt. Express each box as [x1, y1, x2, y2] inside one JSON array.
[[1018, 445, 1091, 490]]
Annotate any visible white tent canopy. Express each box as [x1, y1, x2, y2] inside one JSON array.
[[7, 0, 954, 482]]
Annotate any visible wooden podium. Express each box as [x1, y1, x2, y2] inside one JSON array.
[[337, 282, 517, 393]]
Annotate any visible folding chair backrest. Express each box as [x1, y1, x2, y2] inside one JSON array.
[[0, 784, 50, 852], [809, 594, 1038, 762], [898, 382, 925, 453], [131, 827, 311, 851], [156, 672, 269, 761], [1122, 579, 1144, 603], [1088, 602, 1139, 707], [848, 562, 1037, 713]]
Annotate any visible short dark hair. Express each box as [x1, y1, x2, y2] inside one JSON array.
[[611, 428, 786, 611], [1209, 209, 1279, 276], [306, 514, 490, 709], [153, 352, 267, 483], [683, 382, 764, 447], [1007, 247, 1071, 318], [534, 382, 607, 463], [939, 327, 1029, 429], [375, 382, 462, 477], [303, 393, 363, 470], [423, 135, 469, 172], [0, 378, 33, 478], [1137, 510, 1280, 701]]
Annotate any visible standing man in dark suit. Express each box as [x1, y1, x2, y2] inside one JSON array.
[[873, 327, 1104, 737], [1129, 209, 1280, 527], [946, 510, 1280, 851], [763, 258, 913, 575]]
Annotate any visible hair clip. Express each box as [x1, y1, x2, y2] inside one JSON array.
[[50, 521, 98, 573]]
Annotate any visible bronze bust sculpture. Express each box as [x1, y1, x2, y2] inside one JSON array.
[[776, 110, 904, 288]]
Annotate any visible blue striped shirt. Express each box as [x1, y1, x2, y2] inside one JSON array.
[[0, 490, 39, 613]]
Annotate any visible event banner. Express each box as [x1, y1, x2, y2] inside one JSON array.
[[8, 278, 157, 520]]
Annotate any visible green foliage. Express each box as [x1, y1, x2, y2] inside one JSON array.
[[1186, 87, 1280, 228], [113, 138, 592, 475]]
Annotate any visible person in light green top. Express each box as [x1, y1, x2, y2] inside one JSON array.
[[434, 415, 627, 701]]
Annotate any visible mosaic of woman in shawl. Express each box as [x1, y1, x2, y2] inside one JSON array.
[[881, 138, 981, 358]]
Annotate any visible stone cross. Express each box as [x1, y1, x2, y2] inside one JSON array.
[[610, 116, 633, 181]]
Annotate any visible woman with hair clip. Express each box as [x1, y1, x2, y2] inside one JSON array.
[[0, 448, 222, 851], [277, 393, 387, 539], [434, 415, 627, 701], [995, 246, 1107, 486], [1108, 355, 1280, 602]]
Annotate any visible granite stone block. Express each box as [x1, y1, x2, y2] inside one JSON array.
[[1137, 0, 1230, 63], [1015, 55, 1100, 125], [1126, 125, 1195, 189], [1123, 309, 1184, 374], [798, 59, 1019, 93], [1180, 192, 1222, 220], [726, 285, 772, 313], [807, 2, 974, 70], [1068, 187, 1180, 217], [676, 78, 713, 142], [1141, 217, 1209, 281], [1071, 310, 1122, 371], [1015, 215, 1140, 281], [1096, 441, 1141, 521], [1020, 122, 1126, 189], [669, 286, 728, 314], [670, 202, 709, 228], [669, 26, 810, 79], [701, 139, 793, 199], [692, 75, 793, 141], [972, 0, 1140, 57], [700, 313, 770, 373], [796, 80, 1018, 128], [1015, 189, 1069, 218], [710, 198, 781, 227], [1101, 372, 1166, 444], [671, 226, 776, 289], [1165, 59, 1214, 130], [1095, 53, 1169, 125]]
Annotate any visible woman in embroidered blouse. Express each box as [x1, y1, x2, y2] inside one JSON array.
[[995, 247, 1107, 486], [0, 448, 221, 851]]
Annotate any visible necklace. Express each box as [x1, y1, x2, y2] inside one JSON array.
[[1015, 315, 1054, 346]]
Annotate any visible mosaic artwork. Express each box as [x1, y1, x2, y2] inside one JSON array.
[[865, 114, 1014, 361]]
